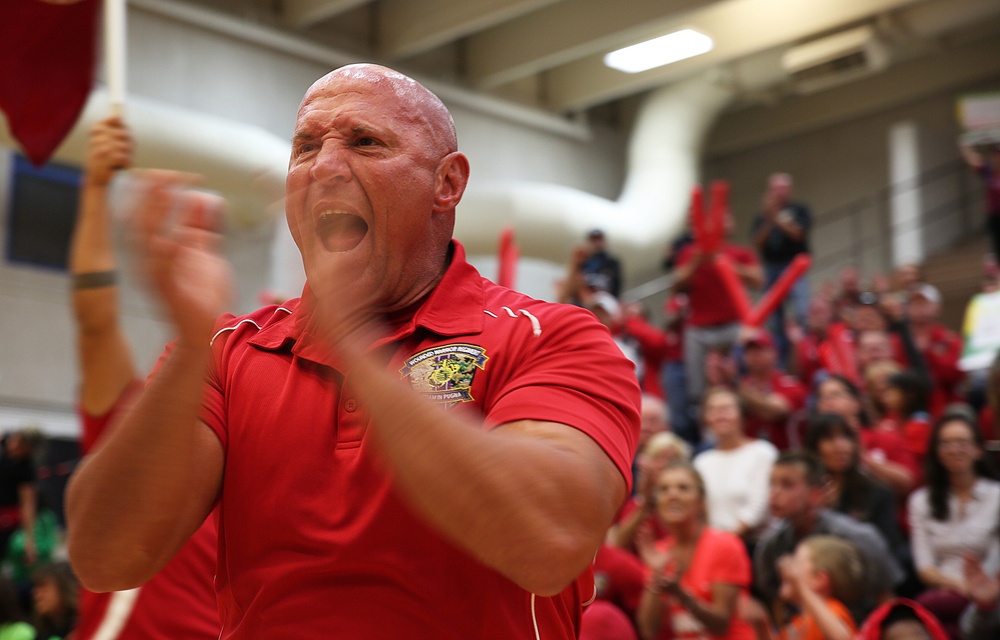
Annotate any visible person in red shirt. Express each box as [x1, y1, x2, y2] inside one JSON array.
[[738, 332, 807, 451], [636, 462, 755, 640], [68, 116, 219, 639], [674, 217, 763, 416], [873, 370, 933, 465], [66, 64, 641, 639], [904, 284, 964, 418], [814, 375, 918, 497]]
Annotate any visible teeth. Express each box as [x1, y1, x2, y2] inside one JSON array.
[[319, 210, 350, 220]]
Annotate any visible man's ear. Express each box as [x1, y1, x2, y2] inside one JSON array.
[[433, 152, 470, 213]]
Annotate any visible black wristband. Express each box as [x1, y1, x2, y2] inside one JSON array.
[[72, 270, 118, 290]]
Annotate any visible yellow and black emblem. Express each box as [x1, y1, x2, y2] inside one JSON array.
[[400, 343, 489, 404]]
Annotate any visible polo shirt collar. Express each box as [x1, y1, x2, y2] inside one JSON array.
[[249, 240, 485, 367]]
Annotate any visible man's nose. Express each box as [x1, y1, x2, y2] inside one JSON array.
[[311, 141, 352, 183]]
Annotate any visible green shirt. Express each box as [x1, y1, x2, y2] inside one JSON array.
[[0, 622, 36, 640]]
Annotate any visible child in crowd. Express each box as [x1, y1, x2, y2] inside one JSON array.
[[748, 536, 861, 640], [778, 536, 861, 640]]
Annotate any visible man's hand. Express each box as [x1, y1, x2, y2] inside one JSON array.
[[85, 116, 132, 188], [129, 171, 233, 347]]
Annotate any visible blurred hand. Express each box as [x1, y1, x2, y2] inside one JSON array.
[[129, 171, 233, 348], [964, 555, 998, 608], [85, 115, 132, 187], [635, 522, 668, 572]]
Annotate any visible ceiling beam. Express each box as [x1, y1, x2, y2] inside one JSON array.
[[378, 0, 560, 59], [281, 0, 373, 29], [465, 0, 711, 89], [705, 36, 1000, 157], [539, 0, 924, 112]]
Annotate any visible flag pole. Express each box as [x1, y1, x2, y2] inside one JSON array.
[[104, 0, 127, 115]]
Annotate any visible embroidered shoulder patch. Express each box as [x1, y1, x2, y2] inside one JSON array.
[[400, 343, 489, 404]]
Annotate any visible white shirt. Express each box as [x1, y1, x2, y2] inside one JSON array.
[[694, 438, 778, 533], [908, 478, 1000, 580]]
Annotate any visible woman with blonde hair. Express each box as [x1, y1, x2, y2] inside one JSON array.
[[636, 462, 755, 640]]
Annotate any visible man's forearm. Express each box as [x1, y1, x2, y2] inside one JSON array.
[[346, 346, 627, 596], [67, 343, 221, 591]]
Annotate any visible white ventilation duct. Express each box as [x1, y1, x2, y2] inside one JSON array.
[[0, 89, 290, 230], [451, 73, 736, 285]]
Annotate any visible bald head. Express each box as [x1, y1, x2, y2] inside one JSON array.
[[300, 64, 458, 157]]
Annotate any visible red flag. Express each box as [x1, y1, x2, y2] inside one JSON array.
[[497, 227, 519, 289], [0, 0, 100, 166]]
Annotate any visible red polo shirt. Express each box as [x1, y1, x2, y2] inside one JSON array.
[[76, 386, 220, 640], [191, 241, 640, 639]]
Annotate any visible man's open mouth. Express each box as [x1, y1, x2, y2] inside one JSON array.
[[317, 211, 369, 252]]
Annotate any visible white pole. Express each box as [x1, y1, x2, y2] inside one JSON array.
[[104, 0, 127, 115]]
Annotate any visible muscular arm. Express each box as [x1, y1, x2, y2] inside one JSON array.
[[341, 340, 629, 595], [66, 346, 223, 592], [69, 117, 137, 415]]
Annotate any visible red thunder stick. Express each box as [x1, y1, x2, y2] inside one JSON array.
[[690, 185, 707, 250], [714, 253, 754, 322], [497, 227, 518, 289], [745, 254, 812, 328], [702, 180, 728, 255]]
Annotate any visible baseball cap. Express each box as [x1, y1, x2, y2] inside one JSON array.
[[745, 331, 774, 349], [910, 283, 941, 305], [589, 291, 621, 319], [588, 228, 605, 239]]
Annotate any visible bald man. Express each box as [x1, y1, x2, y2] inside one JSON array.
[[66, 64, 640, 638]]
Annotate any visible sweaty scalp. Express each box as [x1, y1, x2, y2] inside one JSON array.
[[300, 64, 458, 156]]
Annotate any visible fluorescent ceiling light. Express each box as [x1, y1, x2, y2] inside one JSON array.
[[604, 29, 714, 73]]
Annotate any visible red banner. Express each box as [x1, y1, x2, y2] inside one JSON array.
[[0, 0, 100, 166]]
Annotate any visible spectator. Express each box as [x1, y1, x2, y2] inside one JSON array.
[[622, 302, 671, 400], [855, 599, 950, 640], [609, 432, 691, 554], [774, 536, 862, 640], [67, 116, 219, 639], [674, 215, 763, 416], [790, 296, 836, 389], [815, 375, 918, 496], [0, 577, 33, 640], [907, 410, 1000, 639], [832, 267, 862, 322], [738, 332, 808, 450], [580, 229, 623, 298], [959, 142, 1000, 259], [755, 452, 904, 622], [904, 285, 964, 417], [751, 173, 812, 363], [0, 428, 42, 565], [32, 563, 77, 640], [876, 370, 933, 465], [660, 293, 693, 443], [693, 387, 777, 541], [803, 414, 909, 572], [636, 462, 755, 640]]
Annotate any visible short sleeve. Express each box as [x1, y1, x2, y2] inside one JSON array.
[[705, 530, 751, 588], [484, 305, 641, 492]]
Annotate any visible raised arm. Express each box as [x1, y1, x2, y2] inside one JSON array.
[[66, 173, 229, 592], [69, 116, 136, 415]]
